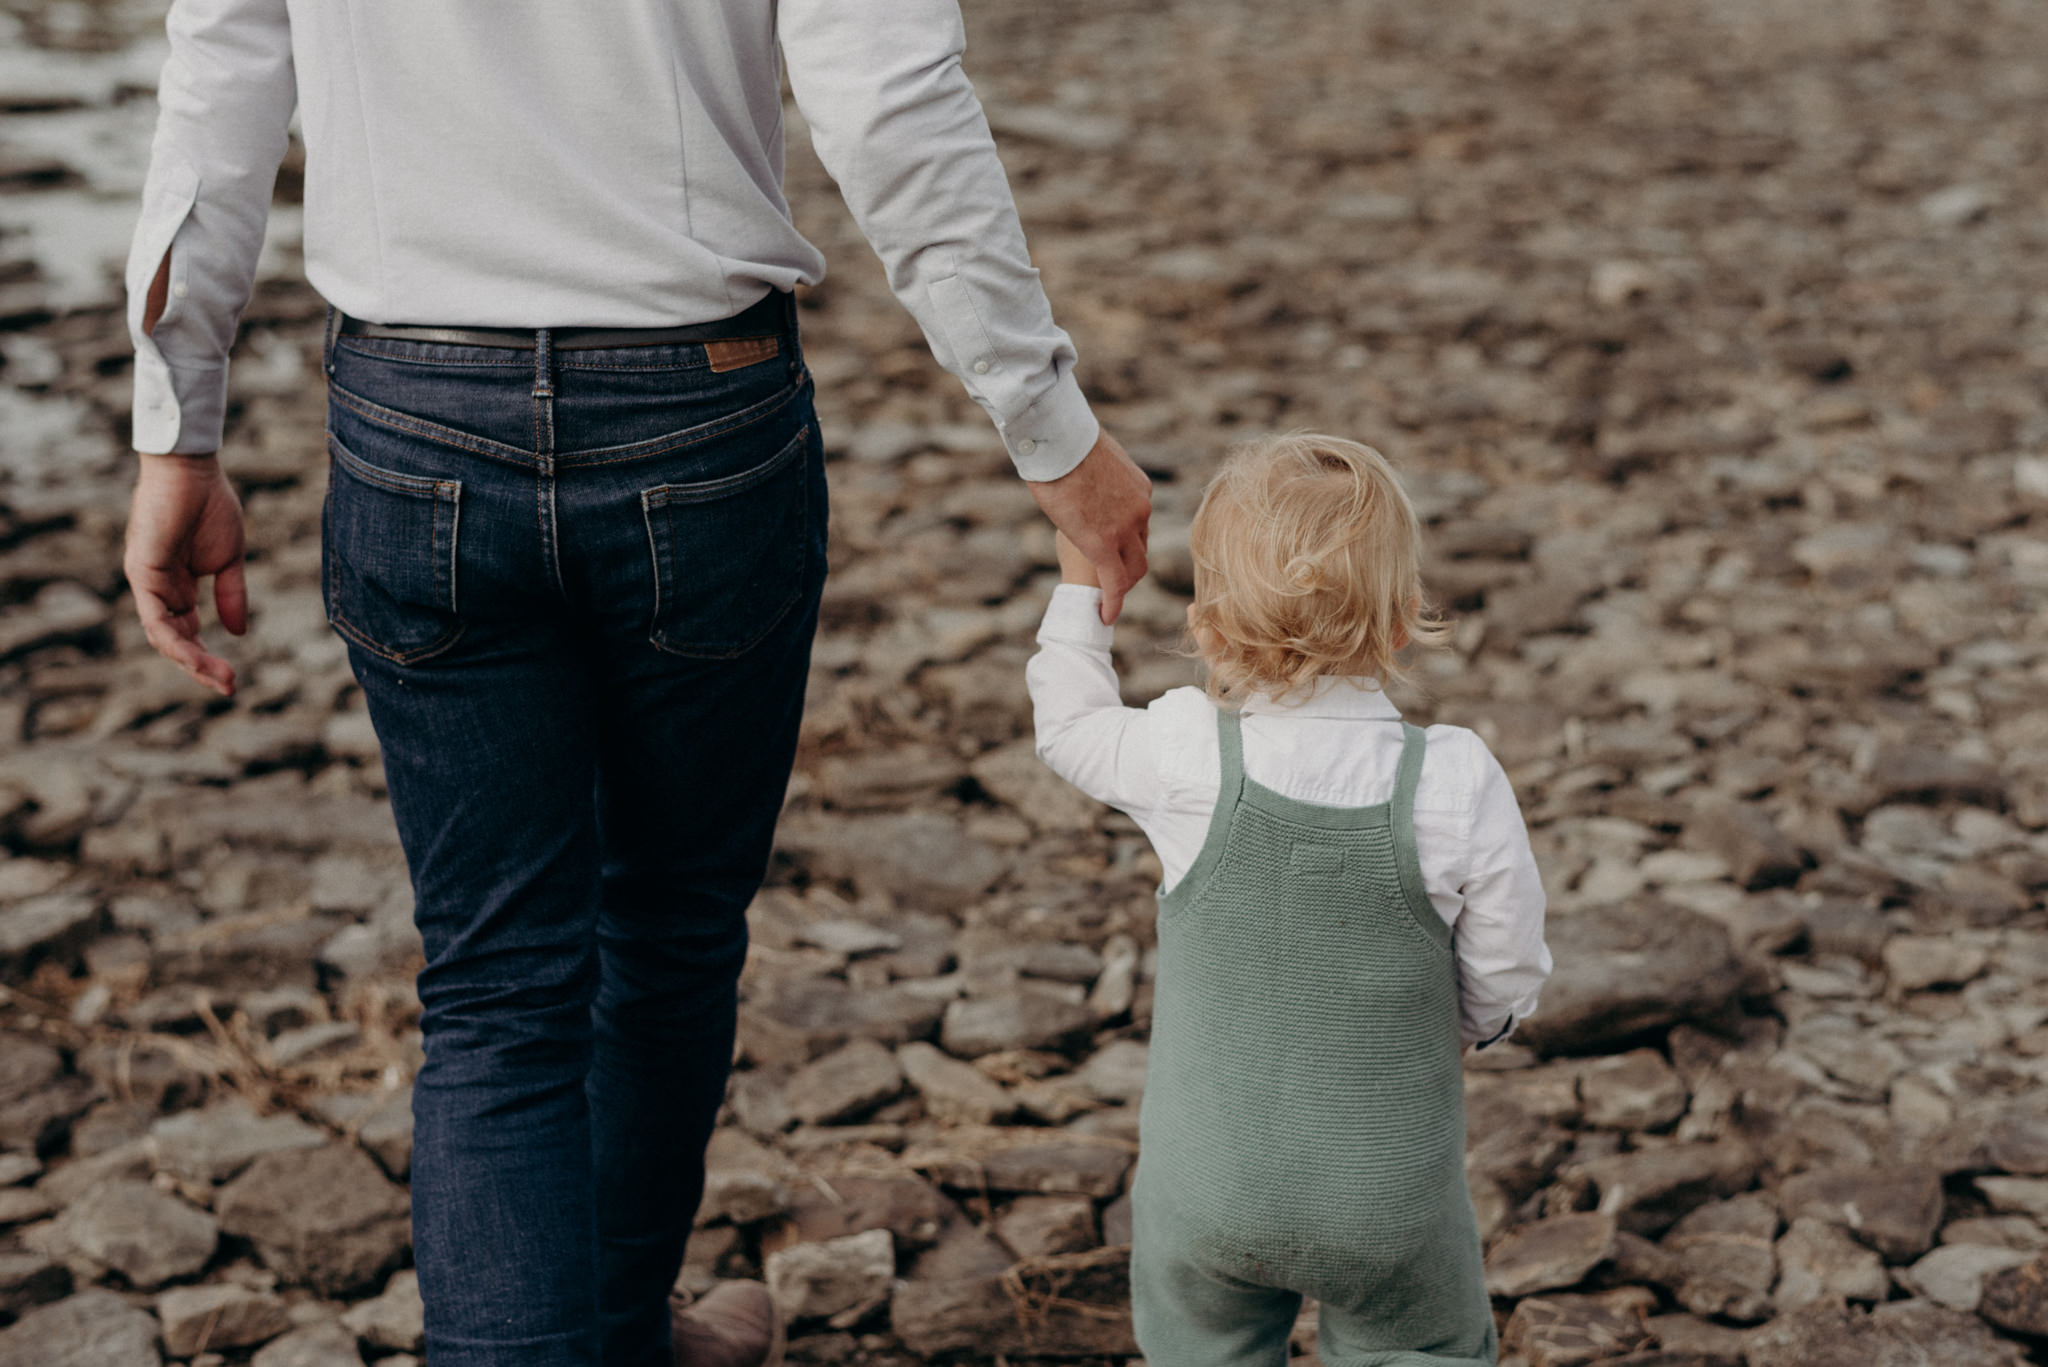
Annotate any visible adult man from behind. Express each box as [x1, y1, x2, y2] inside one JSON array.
[[121, 3, 1149, 1363]]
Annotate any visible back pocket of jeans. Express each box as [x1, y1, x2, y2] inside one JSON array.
[[323, 436, 464, 665], [642, 424, 810, 659]]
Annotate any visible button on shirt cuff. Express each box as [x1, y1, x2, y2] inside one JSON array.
[[1003, 371, 1100, 481]]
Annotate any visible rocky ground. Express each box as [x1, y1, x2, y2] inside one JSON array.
[[2, 0, 2048, 1362]]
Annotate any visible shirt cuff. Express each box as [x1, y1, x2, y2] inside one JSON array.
[[1037, 583, 1114, 647], [132, 347, 225, 455], [1000, 371, 1099, 481]]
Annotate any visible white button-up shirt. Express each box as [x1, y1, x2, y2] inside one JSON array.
[[1028, 584, 1552, 1046], [126, 0, 1099, 479]]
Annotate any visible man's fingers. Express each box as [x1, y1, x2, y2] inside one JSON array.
[[214, 559, 250, 635]]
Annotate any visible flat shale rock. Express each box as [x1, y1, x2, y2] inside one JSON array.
[[1515, 904, 1746, 1055], [741, 982, 945, 1065], [0, 1248, 69, 1316], [216, 1144, 410, 1296], [250, 1322, 364, 1367], [1662, 1193, 1777, 1321], [1902, 1243, 2033, 1312], [1779, 1163, 1944, 1261], [338, 1269, 423, 1352], [0, 1288, 162, 1367], [1503, 1294, 1651, 1367], [896, 1041, 1016, 1124], [1576, 1142, 1757, 1234], [1774, 1214, 1888, 1307], [1747, 1300, 2021, 1367], [1978, 1255, 2048, 1337], [147, 1097, 326, 1184], [910, 1130, 1134, 1198], [768, 1172, 955, 1249], [156, 1282, 292, 1356], [1578, 1049, 1688, 1131], [56, 1179, 217, 1288], [940, 992, 1097, 1058], [1683, 799, 1804, 890], [893, 1248, 1137, 1356], [995, 1194, 1098, 1258], [764, 1227, 894, 1321], [1486, 1212, 1619, 1297], [783, 1038, 903, 1125], [775, 812, 1004, 909]]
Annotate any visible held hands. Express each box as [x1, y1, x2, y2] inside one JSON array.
[[1025, 427, 1150, 623], [123, 453, 249, 696]]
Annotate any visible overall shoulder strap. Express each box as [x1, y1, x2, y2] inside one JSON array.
[[1215, 706, 1246, 794], [1388, 721, 1450, 948], [1391, 720, 1427, 824]]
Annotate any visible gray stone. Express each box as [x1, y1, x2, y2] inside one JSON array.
[[57, 1180, 217, 1288], [740, 981, 945, 1065], [1684, 799, 1803, 889], [940, 992, 1096, 1058], [1899, 1243, 2033, 1311], [148, 1098, 326, 1184], [0, 1036, 63, 1106], [0, 1289, 162, 1367], [1748, 1300, 2020, 1367], [893, 1249, 1136, 1356], [1069, 1039, 1149, 1105], [1662, 1193, 1777, 1321], [1578, 1049, 1688, 1131], [969, 740, 1105, 833], [339, 1269, 422, 1352], [1979, 1256, 2048, 1337], [0, 1249, 69, 1317], [216, 1145, 410, 1296], [1883, 935, 1988, 993], [267, 1021, 361, 1068], [1774, 1215, 1888, 1308], [1514, 903, 1747, 1055], [776, 812, 1005, 909], [1485, 1213, 1618, 1297], [0, 894, 99, 968], [0, 1150, 40, 1186], [996, 1195, 1098, 1259], [156, 1282, 292, 1356], [896, 1042, 1016, 1124], [1574, 1142, 1757, 1235], [1502, 1294, 1652, 1367], [764, 1227, 894, 1322], [1779, 1164, 1944, 1261], [250, 1323, 364, 1367], [782, 1038, 903, 1126]]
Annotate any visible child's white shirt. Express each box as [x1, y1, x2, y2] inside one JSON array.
[[1027, 583, 1551, 1046]]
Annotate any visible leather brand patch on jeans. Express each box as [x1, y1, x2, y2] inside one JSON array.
[[703, 335, 780, 372]]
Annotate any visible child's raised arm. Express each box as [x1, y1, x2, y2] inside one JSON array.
[[1026, 531, 1169, 820]]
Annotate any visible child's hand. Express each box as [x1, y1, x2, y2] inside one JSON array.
[[1054, 530, 1103, 588]]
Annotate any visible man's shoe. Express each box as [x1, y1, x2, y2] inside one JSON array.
[[671, 1280, 784, 1367]]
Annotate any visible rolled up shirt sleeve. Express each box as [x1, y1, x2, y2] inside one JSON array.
[[1453, 746, 1552, 1046], [127, 0, 295, 455], [778, 0, 1099, 480]]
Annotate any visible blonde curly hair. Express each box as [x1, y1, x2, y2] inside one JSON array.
[[1187, 433, 1449, 703]]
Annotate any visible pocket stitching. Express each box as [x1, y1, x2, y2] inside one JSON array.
[[643, 425, 812, 660], [324, 436, 466, 666]]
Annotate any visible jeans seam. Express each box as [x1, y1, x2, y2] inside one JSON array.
[[331, 382, 536, 466]]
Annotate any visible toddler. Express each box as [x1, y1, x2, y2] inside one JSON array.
[[1027, 434, 1550, 1367]]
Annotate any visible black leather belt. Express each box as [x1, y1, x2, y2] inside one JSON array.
[[335, 289, 791, 350]]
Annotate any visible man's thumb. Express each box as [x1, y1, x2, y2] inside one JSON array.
[[215, 558, 250, 635]]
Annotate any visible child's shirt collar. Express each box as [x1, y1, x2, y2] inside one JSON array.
[[1240, 676, 1402, 721]]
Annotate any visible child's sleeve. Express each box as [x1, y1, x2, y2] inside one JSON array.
[[1025, 584, 1168, 819], [1454, 744, 1552, 1047]]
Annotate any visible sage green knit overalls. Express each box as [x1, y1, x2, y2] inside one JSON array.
[[1131, 710, 1496, 1367]]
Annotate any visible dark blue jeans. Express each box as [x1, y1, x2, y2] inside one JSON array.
[[321, 302, 827, 1367]]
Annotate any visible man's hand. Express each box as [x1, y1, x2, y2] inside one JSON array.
[[124, 453, 248, 697], [1026, 428, 1150, 623]]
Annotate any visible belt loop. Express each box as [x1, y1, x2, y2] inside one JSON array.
[[534, 329, 555, 458], [322, 305, 340, 376]]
